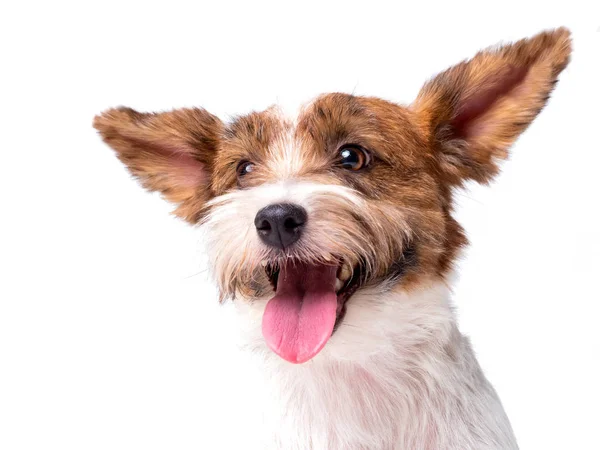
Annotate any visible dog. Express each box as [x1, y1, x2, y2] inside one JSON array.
[[94, 28, 571, 449]]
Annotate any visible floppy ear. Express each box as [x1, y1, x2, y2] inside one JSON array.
[[412, 27, 571, 185], [93, 107, 223, 223]]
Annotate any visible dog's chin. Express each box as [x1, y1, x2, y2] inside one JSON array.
[[259, 258, 363, 364]]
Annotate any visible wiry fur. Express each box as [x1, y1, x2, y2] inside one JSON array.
[[234, 281, 515, 449], [94, 28, 572, 449], [202, 181, 411, 300]]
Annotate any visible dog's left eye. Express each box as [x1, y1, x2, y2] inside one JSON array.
[[338, 145, 371, 171], [236, 160, 254, 178]]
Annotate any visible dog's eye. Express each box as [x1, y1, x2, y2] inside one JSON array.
[[236, 160, 254, 178], [338, 145, 371, 171]]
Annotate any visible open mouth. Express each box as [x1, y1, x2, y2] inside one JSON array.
[[261, 259, 362, 364]]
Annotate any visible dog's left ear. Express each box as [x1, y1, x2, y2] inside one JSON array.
[[93, 107, 223, 223], [412, 27, 571, 185]]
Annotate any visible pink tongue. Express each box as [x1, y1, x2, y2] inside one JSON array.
[[262, 262, 338, 364]]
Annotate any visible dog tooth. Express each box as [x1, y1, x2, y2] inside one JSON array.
[[335, 278, 344, 292], [323, 253, 332, 262], [261, 260, 268, 267], [339, 264, 352, 281]]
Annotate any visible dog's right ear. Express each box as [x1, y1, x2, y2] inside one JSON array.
[[93, 107, 223, 223]]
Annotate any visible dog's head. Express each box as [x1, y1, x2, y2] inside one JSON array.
[[94, 29, 570, 363]]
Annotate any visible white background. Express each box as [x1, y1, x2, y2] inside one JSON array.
[[1, 1, 599, 449]]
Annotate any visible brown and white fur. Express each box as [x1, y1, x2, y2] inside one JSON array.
[[94, 28, 571, 449]]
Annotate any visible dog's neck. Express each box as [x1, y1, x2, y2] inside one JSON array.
[[230, 280, 515, 449]]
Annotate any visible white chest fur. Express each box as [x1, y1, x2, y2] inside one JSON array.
[[232, 282, 517, 449]]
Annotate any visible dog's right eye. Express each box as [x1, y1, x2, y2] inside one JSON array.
[[236, 160, 254, 178]]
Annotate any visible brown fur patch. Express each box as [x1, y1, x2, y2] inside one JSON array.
[[291, 94, 448, 286], [213, 108, 291, 192]]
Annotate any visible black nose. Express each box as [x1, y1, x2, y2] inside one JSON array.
[[254, 203, 307, 249]]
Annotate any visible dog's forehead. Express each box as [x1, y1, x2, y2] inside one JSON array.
[[213, 93, 422, 193], [262, 96, 348, 178], [221, 94, 358, 175]]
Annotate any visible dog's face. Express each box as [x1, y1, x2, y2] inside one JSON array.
[[95, 29, 570, 363]]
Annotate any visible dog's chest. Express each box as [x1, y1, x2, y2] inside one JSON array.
[[229, 286, 517, 449], [243, 341, 516, 450], [258, 359, 405, 449]]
